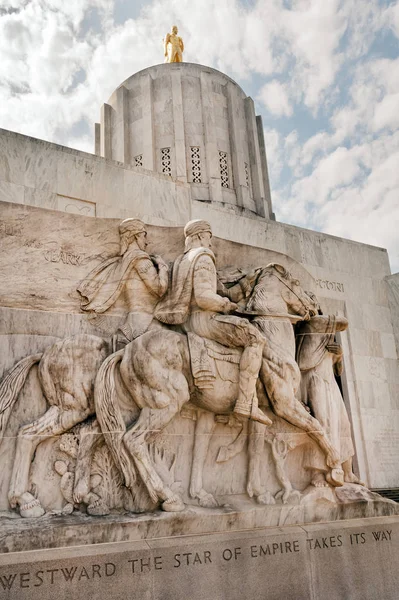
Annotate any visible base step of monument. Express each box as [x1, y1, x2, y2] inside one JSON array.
[[1, 486, 398, 554], [372, 488, 399, 503], [0, 515, 398, 600]]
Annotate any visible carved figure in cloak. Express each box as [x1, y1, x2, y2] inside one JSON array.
[[77, 218, 168, 346], [164, 25, 184, 63], [296, 313, 361, 487]]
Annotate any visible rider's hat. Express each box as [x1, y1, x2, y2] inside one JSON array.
[[184, 219, 212, 239], [119, 218, 146, 236]]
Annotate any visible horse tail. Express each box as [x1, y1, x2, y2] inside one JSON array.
[[0, 353, 43, 442], [94, 349, 137, 488]]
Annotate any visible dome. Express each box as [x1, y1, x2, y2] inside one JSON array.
[[95, 62, 273, 219]]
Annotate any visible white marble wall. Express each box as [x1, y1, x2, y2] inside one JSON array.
[[0, 128, 190, 226]]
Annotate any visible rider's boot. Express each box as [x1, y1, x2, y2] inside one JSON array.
[[250, 395, 272, 426], [234, 371, 272, 426]]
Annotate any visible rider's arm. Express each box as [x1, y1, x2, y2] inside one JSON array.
[[217, 279, 244, 303], [193, 256, 231, 312], [217, 268, 262, 302], [136, 257, 169, 298]]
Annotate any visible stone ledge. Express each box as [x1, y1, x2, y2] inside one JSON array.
[[0, 515, 398, 600], [1, 490, 398, 554]]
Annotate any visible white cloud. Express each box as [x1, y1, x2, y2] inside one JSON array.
[[258, 80, 293, 117], [373, 92, 399, 132], [331, 56, 399, 144], [0, 0, 113, 142], [279, 130, 399, 272], [389, 1, 399, 39], [291, 146, 364, 205], [280, 0, 345, 109]]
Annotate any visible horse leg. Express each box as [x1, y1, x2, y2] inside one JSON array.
[[73, 419, 103, 503], [267, 377, 343, 486], [246, 421, 275, 505], [269, 437, 301, 504], [123, 403, 185, 512], [9, 405, 91, 517], [216, 419, 247, 464], [189, 411, 218, 508]]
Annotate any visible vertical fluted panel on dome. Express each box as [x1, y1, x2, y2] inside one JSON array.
[[141, 74, 155, 171]]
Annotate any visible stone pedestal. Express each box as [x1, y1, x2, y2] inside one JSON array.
[[1, 515, 398, 600]]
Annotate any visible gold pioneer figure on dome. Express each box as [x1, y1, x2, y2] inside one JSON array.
[[164, 25, 184, 63]]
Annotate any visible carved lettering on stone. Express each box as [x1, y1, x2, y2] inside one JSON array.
[[43, 248, 85, 266], [315, 278, 345, 293], [0, 221, 23, 237]]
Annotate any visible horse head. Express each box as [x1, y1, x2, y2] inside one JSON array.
[[245, 263, 319, 319]]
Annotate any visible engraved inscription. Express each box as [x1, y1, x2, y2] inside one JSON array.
[[315, 279, 345, 293], [24, 238, 43, 249], [0, 222, 22, 237], [43, 247, 85, 266], [0, 529, 393, 591], [0, 562, 116, 590]]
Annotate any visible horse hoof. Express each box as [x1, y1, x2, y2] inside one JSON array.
[[275, 489, 301, 504], [20, 494, 45, 518], [256, 492, 275, 505], [198, 492, 219, 509], [282, 490, 301, 505], [162, 496, 185, 512]]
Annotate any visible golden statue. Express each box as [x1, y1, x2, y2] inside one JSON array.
[[164, 25, 184, 63]]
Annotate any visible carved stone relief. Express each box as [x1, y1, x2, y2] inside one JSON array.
[[0, 217, 393, 520]]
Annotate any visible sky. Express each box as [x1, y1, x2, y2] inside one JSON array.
[[0, 0, 398, 272]]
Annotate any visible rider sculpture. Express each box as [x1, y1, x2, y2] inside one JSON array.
[[78, 218, 169, 346], [155, 219, 270, 426]]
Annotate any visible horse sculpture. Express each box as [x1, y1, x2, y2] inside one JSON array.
[[0, 335, 108, 517], [94, 263, 343, 513]]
